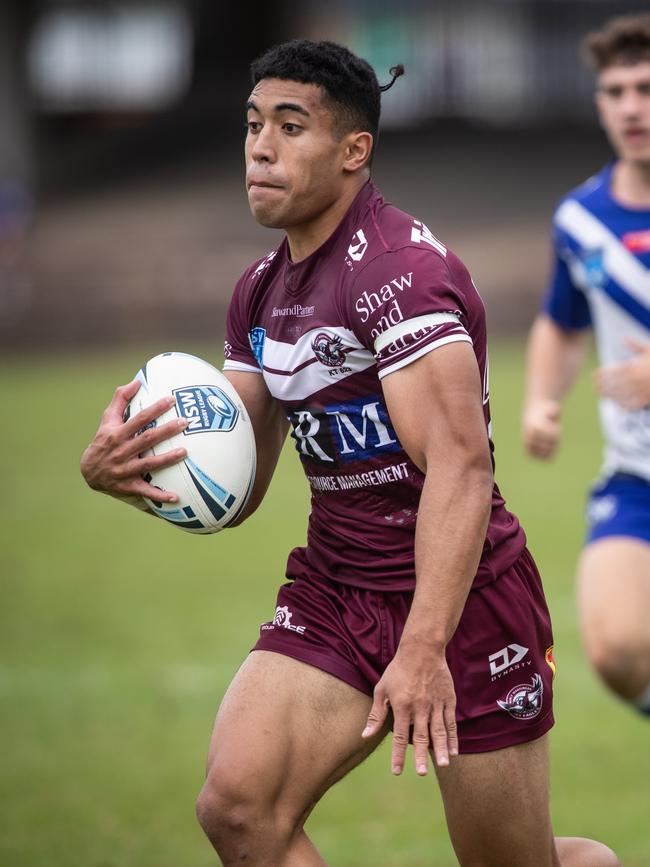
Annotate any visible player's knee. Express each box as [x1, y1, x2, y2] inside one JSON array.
[[557, 837, 621, 867], [600, 845, 622, 867], [195, 767, 300, 851], [587, 633, 648, 700], [196, 773, 259, 845]]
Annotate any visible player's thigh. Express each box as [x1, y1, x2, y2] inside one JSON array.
[[578, 538, 650, 655], [202, 650, 386, 824], [435, 734, 558, 867]]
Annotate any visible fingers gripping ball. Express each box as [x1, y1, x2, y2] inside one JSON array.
[[127, 352, 256, 534]]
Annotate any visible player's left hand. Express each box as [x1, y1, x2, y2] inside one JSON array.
[[361, 646, 458, 775], [595, 338, 650, 411]]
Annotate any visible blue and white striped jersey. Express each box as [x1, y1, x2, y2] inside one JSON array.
[[544, 162, 650, 481]]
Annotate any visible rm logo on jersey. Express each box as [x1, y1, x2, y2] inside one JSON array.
[[289, 395, 400, 465], [174, 386, 239, 434]]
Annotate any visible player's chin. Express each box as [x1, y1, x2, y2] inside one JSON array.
[[249, 203, 286, 229]]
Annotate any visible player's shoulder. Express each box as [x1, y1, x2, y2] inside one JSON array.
[[351, 191, 453, 284], [553, 163, 612, 226], [234, 242, 285, 294]]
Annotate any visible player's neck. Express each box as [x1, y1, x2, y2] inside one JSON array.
[[611, 160, 650, 208], [286, 176, 368, 263]]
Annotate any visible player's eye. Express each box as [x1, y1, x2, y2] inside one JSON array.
[[283, 123, 302, 134], [246, 120, 262, 133], [602, 86, 623, 99], [637, 82, 650, 96]]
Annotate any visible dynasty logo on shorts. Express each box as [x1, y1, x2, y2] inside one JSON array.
[[174, 386, 239, 434], [497, 674, 544, 720], [488, 643, 529, 679]]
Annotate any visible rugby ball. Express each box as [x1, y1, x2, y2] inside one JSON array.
[[126, 352, 256, 534]]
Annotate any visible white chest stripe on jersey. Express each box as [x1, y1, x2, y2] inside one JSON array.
[[262, 326, 364, 372], [259, 326, 375, 401], [555, 200, 650, 308], [590, 289, 650, 366]]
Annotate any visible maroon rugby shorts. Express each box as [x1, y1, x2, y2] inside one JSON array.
[[252, 547, 555, 753]]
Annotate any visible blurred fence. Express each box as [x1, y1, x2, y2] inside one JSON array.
[[0, 0, 645, 349]]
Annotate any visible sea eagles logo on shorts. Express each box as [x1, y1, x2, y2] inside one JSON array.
[[312, 332, 347, 368], [174, 386, 239, 434], [497, 673, 544, 720]]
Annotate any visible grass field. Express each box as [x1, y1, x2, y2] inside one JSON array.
[[1, 341, 648, 867]]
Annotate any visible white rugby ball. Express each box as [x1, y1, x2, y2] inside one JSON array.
[[126, 352, 256, 534]]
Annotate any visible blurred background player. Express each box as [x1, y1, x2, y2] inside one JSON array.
[[82, 39, 619, 867], [523, 14, 650, 718]]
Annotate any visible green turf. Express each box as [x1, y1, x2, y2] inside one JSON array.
[[0, 341, 647, 866]]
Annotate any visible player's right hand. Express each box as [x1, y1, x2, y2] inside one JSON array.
[[521, 399, 562, 460], [80, 378, 188, 504]]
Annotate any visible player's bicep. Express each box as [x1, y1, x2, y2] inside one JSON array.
[[381, 342, 491, 476]]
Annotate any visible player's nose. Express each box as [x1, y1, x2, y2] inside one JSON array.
[[619, 88, 645, 118], [250, 127, 277, 163]]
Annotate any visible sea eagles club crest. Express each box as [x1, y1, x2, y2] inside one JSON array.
[[312, 332, 347, 368], [497, 673, 544, 720]]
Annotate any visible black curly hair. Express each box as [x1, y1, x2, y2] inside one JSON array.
[[250, 40, 403, 157]]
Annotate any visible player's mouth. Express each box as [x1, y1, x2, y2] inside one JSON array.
[[247, 180, 284, 191], [622, 127, 649, 145]]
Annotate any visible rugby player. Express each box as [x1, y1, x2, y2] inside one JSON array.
[[82, 40, 618, 866], [523, 14, 650, 720]]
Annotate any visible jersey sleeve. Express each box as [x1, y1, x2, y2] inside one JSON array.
[[347, 246, 472, 379], [223, 269, 263, 375], [541, 221, 592, 330]]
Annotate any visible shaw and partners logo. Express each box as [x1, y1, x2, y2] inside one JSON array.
[[174, 386, 239, 434], [271, 303, 315, 318], [289, 395, 401, 465]]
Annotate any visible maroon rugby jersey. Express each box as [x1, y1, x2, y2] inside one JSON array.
[[224, 182, 525, 591]]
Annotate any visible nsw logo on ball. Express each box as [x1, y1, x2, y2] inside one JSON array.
[[174, 385, 239, 434]]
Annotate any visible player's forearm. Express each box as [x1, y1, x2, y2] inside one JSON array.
[[400, 449, 493, 652], [524, 314, 588, 406]]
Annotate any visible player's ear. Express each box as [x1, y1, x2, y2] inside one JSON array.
[[343, 131, 373, 173]]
